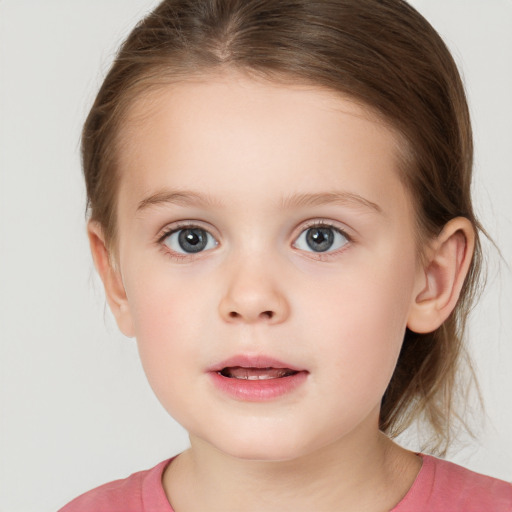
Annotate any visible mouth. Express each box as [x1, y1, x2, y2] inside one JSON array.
[[208, 355, 308, 401], [219, 366, 299, 380]]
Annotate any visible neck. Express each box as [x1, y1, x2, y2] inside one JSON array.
[[163, 423, 421, 512]]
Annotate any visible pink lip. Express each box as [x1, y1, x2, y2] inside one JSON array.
[[208, 354, 308, 402], [209, 354, 305, 373]]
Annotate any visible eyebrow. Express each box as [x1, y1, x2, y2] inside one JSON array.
[[137, 190, 222, 211], [136, 189, 382, 214], [279, 191, 383, 214]]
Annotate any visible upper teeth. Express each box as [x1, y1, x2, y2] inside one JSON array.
[[237, 374, 277, 380], [220, 367, 296, 379]]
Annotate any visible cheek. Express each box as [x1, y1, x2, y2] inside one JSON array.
[[123, 267, 202, 383], [304, 252, 417, 391], [126, 258, 208, 335]]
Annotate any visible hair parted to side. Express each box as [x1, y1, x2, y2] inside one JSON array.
[[82, 0, 484, 454]]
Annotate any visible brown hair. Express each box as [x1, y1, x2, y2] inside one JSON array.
[[82, 0, 483, 454]]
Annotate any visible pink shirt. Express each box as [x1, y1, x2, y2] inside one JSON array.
[[59, 454, 512, 511]]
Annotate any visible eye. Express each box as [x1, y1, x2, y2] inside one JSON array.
[[162, 226, 218, 254], [294, 224, 349, 253]]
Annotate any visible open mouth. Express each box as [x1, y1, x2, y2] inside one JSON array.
[[219, 366, 299, 380], [210, 357, 308, 400]]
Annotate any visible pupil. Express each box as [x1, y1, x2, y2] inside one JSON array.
[[178, 228, 207, 253], [306, 227, 334, 252]]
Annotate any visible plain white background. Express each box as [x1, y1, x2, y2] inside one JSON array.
[[0, 1, 511, 510]]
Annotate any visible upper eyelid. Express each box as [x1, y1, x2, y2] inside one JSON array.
[[294, 219, 353, 240], [156, 220, 219, 243], [155, 218, 354, 245]]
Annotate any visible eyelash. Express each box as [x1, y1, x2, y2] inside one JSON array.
[[156, 220, 353, 261], [294, 220, 352, 259], [156, 222, 215, 262]]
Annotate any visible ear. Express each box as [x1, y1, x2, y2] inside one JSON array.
[[87, 221, 135, 338], [407, 217, 475, 334]]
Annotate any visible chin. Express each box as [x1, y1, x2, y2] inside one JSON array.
[[208, 429, 316, 463]]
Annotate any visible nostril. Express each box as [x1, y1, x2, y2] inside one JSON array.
[[228, 310, 274, 320]]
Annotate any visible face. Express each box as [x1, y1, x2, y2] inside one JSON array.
[[111, 73, 423, 461]]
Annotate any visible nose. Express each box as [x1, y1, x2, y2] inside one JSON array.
[[218, 258, 290, 325]]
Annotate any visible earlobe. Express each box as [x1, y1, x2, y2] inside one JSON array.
[[87, 221, 135, 338], [407, 217, 475, 334]]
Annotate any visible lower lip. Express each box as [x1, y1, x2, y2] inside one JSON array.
[[209, 371, 308, 402]]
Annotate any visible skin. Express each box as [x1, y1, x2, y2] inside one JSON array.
[[89, 72, 475, 512]]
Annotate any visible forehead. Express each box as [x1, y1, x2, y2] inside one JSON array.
[[115, 72, 411, 218]]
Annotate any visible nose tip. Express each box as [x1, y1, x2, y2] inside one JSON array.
[[219, 275, 289, 325]]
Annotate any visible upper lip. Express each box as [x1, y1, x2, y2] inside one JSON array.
[[208, 354, 306, 373]]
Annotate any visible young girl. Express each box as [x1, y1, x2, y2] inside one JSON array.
[[59, 0, 512, 510]]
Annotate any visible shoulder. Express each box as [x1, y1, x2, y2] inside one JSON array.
[[395, 454, 512, 512], [429, 455, 512, 509], [58, 459, 174, 512]]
